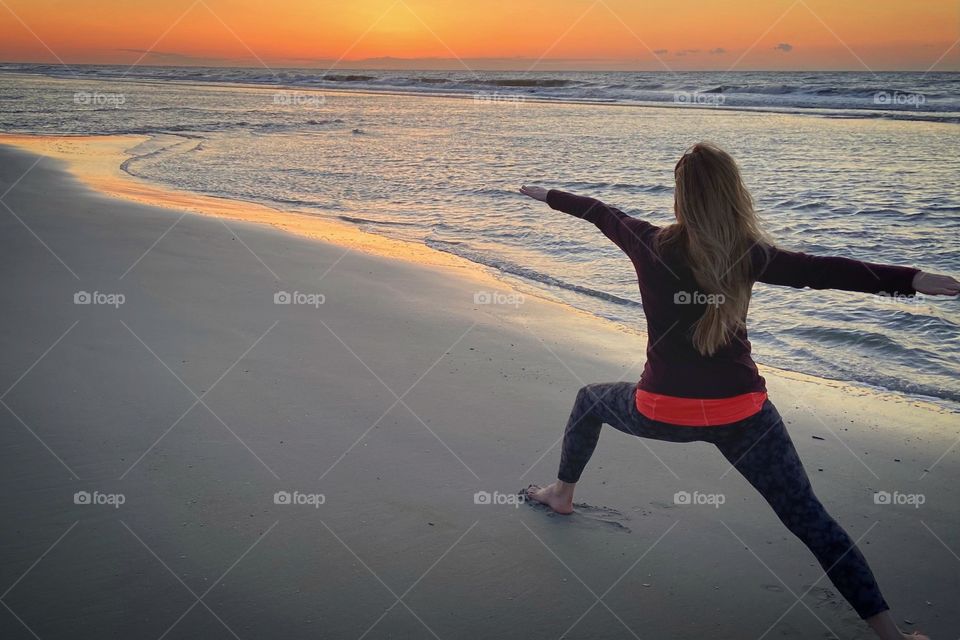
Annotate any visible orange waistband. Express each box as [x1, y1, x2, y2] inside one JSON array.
[[635, 388, 767, 426]]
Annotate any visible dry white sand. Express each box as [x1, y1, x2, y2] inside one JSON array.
[[0, 142, 957, 639]]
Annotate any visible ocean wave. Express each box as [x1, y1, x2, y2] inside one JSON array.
[[482, 78, 576, 88], [338, 214, 418, 227], [425, 238, 641, 308], [411, 77, 450, 85], [560, 181, 672, 195], [6, 64, 957, 123], [95, 119, 347, 137], [323, 74, 377, 82]]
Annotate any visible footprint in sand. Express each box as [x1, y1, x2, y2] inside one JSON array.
[[804, 585, 842, 608], [520, 491, 632, 533], [649, 500, 676, 510], [572, 503, 632, 532]]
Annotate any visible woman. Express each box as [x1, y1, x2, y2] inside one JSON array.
[[519, 142, 958, 640]]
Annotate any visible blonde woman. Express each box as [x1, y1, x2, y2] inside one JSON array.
[[519, 142, 958, 640]]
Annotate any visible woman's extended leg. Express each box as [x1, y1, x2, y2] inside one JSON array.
[[714, 403, 891, 624], [527, 382, 698, 513]]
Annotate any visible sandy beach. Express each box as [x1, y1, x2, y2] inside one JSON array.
[[1, 140, 958, 639]]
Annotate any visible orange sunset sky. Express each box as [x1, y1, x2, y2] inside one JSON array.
[[0, 0, 958, 71]]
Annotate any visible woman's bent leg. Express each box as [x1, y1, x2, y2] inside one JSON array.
[[557, 382, 696, 483], [558, 382, 631, 483], [715, 403, 889, 620], [530, 382, 699, 514]]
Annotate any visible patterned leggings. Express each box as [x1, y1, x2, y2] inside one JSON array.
[[557, 382, 889, 620]]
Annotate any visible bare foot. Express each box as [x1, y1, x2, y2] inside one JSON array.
[[867, 611, 930, 640], [525, 481, 575, 515]]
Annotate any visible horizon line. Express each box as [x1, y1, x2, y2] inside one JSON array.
[[3, 59, 958, 74]]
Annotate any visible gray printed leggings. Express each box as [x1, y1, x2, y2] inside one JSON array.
[[557, 382, 888, 620]]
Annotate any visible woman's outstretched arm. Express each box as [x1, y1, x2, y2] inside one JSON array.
[[519, 186, 657, 256], [755, 245, 959, 297]]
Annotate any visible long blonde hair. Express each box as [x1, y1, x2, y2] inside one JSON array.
[[657, 142, 770, 356]]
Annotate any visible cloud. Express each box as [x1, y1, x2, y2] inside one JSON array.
[[117, 49, 207, 62], [708, 47, 726, 55], [653, 48, 669, 55], [114, 48, 247, 66], [674, 48, 700, 57], [773, 42, 794, 53]]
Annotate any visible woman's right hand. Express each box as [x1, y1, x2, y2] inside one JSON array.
[[912, 271, 960, 295], [519, 185, 549, 202]]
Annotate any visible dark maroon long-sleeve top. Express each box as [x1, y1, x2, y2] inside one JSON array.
[[546, 189, 920, 398]]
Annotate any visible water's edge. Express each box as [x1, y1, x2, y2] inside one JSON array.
[[28, 132, 953, 414]]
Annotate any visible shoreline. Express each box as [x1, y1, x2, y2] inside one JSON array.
[[0, 131, 640, 334], [0, 133, 484, 272], [0, 132, 956, 415]]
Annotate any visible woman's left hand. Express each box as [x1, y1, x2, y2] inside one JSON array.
[[519, 185, 548, 202], [912, 271, 960, 296]]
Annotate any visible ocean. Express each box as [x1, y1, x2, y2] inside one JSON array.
[[1, 65, 958, 406]]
